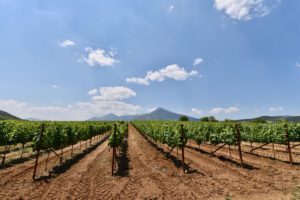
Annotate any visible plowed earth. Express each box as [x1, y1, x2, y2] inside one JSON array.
[[0, 124, 299, 200]]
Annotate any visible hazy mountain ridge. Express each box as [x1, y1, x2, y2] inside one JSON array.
[[88, 107, 198, 121], [2, 109, 300, 122], [88, 113, 138, 121]]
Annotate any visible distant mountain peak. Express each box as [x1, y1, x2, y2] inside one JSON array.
[[87, 107, 198, 121], [151, 107, 168, 112]]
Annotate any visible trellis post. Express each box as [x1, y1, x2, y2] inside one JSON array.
[[284, 124, 293, 164], [235, 124, 244, 167], [112, 123, 117, 175], [33, 124, 45, 180], [180, 124, 186, 173]]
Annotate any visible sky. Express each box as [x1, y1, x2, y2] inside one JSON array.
[[0, 0, 300, 120]]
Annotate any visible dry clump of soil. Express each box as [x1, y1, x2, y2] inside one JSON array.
[[0, 124, 299, 200]]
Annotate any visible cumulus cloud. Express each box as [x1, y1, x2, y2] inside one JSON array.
[[191, 108, 203, 115], [213, 0, 280, 21], [269, 107, 283, 112], [210, 106, 240, 114], [126, 77, 150, 86], [59, 40, 75, 47], [0, 98, 141, 121], [126, 64, 198, 85], [0, 86, 140, 120], [88, 89, 98, 96], [80, 47, 118, 67], [193, 58, 204, 66], [168, 5, 174, 12], [91, 86, 136, 101]]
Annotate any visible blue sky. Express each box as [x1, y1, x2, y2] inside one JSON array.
[[0, 0, 300, 120]]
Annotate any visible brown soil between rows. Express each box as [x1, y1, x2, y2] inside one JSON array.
[[0, 124, 299, 200]]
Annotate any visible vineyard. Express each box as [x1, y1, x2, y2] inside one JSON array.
[[0, 120, 300, 199], [133, 121, 300, 164]]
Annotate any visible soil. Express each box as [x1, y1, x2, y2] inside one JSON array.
[[0, 124, 299, 200]]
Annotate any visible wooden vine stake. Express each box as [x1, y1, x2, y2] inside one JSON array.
[[180, 124, 186, 173], [1, 145, 10, 168], [284, 124, 293, 165], [1, 148, 6, 168], [33, 124, 45, 180], [272, 143, 276, 159], [235, 124, 244, 167], [112, 123, 117, 175]]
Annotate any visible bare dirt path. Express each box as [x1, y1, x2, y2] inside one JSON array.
[[164, 138, 300, 199], [113, 123, 209, 200]]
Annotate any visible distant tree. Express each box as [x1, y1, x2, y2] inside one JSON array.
[[252, 118, 267, 123], [179, 115, 189, 121], [200, 116, 218, 122], [277, 118, 288, 123], [200, 116, 209, 122], [224, 118, 235, 122]]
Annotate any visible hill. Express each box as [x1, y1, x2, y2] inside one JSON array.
[[239, 115, 300, 122], [0, 110, 20, 120]]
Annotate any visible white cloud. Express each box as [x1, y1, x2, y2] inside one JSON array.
[[213, 0, 280, 21], [193, 58, 204, 66], [91, 86, 136, 101], [210, 106, 240, 114], [0, 95, 141, 121], [168, 5, 174, 12], [126, 77, 150, 86], [224, 106, 240, 113], [269, 107, 283, 112], [191, 108, 203, 115], [80, 47, 118, 67], [51, 85, 62, 89], [126, 64, 198, 85], [0, 85, 141, 120], [88, 89, 98, 96], [295, 62, 300, 68], [59, 40, 75, 47], [211, 107, 224, 114]]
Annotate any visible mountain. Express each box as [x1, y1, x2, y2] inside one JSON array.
[[0, 110, 20, 120], [88, 107, 198, 121], [239, 115, 300, 122], [88, 113, 139, 121], [133, 107, 198, 121]]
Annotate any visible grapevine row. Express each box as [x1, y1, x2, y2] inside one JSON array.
[[0, 121, 112, 168], [133, 121, 300, 146]]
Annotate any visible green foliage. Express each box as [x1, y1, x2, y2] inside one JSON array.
[[179, 115, 189, 121], [133, 121, 187, 148], [0, 121, 111, 152], [108, 123, 127, 148], [133, 121, 300, 147], [252, 118, 267, 123], [200, 116, 218, 122]]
